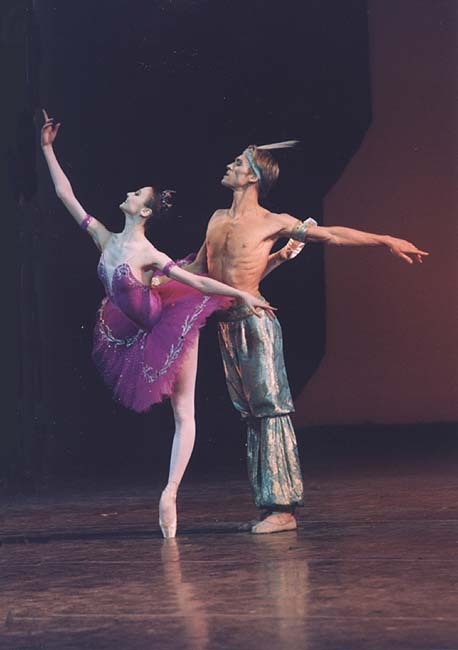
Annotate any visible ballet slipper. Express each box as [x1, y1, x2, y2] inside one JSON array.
[[250, 512, 297, 534], [159, 481, 179, 538]]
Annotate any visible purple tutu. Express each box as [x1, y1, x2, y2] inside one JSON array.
[[92, 258, 229, 412]]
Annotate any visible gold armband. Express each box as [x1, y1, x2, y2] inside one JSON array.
[[290, 217, 318, 242]]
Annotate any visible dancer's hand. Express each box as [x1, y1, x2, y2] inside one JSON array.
[[384, 236, 429, 264], [41, 109, 61, 148], [279, 238, 305, 261], [261, 237, 306, 281], [241, 293, 277, 319]]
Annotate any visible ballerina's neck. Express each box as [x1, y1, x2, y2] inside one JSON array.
[[120, 218, 148, 241]]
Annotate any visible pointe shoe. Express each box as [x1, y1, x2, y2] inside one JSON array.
[[159, 482, 178, 538], [251, 512, 297, 535]]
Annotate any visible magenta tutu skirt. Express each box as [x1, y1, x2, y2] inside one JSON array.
[[92, 260, 229, 412]]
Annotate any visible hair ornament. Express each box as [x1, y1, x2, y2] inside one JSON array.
[[160, 189, 175, 211], [244, 140, 299, 183], [244, 148, 262, 180]]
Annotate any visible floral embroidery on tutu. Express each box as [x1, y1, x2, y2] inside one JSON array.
[[142, 295, 211, 383], [92, 255, 228, 411], [96, 297, 148, 348]]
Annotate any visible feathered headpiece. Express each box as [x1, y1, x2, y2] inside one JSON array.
[[244, 140, 299, 180], [257, 140, 299, 151]]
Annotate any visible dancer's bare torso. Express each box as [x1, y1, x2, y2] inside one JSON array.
[[205, 208, 297, 295]]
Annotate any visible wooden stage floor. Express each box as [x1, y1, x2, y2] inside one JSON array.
[[1, 447, 458, 649]]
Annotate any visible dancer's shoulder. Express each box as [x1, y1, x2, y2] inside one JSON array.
[[262, 211, 304, 240], [209, 208, 227, 220], [263, 210, 297, 228], [135, 240, 164, 267]]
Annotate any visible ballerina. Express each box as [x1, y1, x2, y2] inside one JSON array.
[[40, 111, 275, 538]]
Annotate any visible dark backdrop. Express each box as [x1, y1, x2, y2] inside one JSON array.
[[3, 0, 371, 487]]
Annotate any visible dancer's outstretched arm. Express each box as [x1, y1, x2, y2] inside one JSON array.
[[40, 110, 111, 251], [150, 249, 276, 317], [274, 213, 429, 265]]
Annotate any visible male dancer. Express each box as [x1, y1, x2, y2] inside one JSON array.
[[188, 143, 428, 534]]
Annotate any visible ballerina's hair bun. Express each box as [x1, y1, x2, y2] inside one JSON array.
[[146, 188, 175, 220], [160, 189, 175, 212]]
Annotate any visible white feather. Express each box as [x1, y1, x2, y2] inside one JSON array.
[[257, 140, 299, 150]]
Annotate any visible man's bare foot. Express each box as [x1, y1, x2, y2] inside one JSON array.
[[251, 512, 297, 534]]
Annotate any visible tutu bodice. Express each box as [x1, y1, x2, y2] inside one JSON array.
[[98, 257, 162, 331], [92, 254, 228, 412]]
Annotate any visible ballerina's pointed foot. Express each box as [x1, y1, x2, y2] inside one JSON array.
[[159, 482, 178, 539], [160, 522, 177, 539]]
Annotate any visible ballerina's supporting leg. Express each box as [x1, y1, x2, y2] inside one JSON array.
[[159, 337, 199, 538]]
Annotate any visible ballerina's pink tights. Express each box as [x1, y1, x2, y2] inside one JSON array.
[[167, 338, 199, 488]]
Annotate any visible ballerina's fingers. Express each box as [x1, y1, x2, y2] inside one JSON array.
[[42, 121, 61, 139], [255, 302, 277, 319], [42, 109, 60, 130], [44, 118, 60, 129]]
